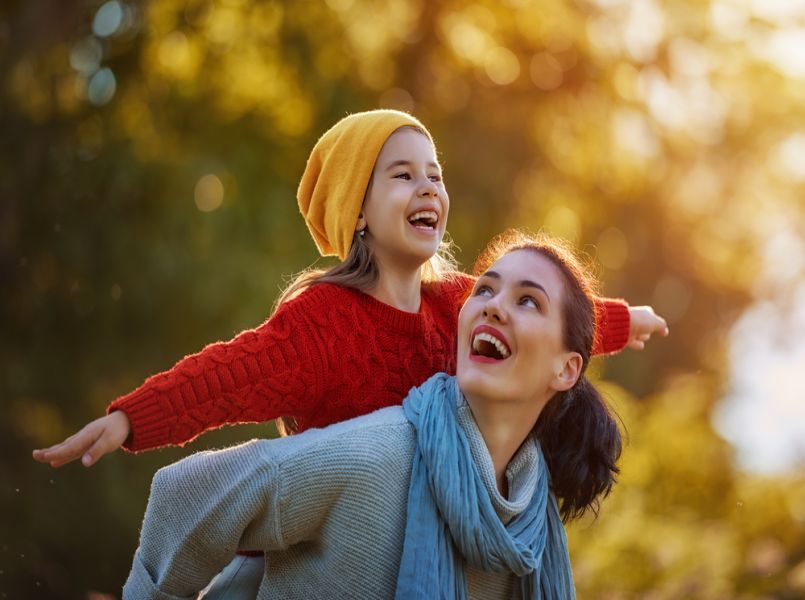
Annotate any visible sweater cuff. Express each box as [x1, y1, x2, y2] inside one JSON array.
[[123, 551, 195, 600], [108, 387, 173, 453], [592, 298, 630, 355]]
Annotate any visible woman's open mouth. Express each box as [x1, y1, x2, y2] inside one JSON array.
[[470, 325, 511, 363]]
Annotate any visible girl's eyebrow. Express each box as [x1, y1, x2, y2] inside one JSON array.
[[479, 270, 551, 304], [385, 159, 441, 170]]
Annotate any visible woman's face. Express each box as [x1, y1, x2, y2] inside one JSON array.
[[457, 249, 579, 407], [359, 128, 449, 270]]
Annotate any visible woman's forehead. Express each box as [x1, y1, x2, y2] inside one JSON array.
[[485, 249, 564, 291]]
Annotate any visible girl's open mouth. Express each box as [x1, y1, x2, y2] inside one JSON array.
[[407, 210, 438, 231]]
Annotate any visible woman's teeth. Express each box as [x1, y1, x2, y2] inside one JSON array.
[[472, 332, 511, 359]]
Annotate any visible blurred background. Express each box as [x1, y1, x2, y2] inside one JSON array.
[[2, 0, 804, 597]]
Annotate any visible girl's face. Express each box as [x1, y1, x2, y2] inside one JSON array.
[[456, 249, 581, 408], [360, 128, 449, 270]]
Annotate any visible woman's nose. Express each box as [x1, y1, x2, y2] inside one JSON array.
[[482, 297, 507, 323]]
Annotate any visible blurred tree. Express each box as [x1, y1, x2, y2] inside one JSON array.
[[2, 0, 803, 597]]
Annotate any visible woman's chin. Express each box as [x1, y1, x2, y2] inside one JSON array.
[[457, 368, 507, 404]]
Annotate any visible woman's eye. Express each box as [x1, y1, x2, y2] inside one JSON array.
[[520, 296, 540, 310], [475, 285, 493, 297], [394, 172, 411, 180], [428, 174, 442, 182]]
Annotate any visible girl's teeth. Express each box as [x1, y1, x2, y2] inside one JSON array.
[[408, 211, 438, 225]]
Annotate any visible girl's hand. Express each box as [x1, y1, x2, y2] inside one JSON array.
[[32, 411, 131, 468], [627, 306, 669, 351]]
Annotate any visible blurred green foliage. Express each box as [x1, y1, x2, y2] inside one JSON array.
[[2, 0, 804, 598]]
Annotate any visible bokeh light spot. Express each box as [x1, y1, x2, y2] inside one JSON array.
[[774, 132, 805, 181], [93, 1, 124, 38], [484, 46, 520, 85], [544, 205, 580, 243], [530, 52, 563, 90], [194, 174, 224, 212], [69, 37, 103, 75], [87, 67, 116, 106]]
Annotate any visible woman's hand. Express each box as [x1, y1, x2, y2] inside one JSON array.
[[32, 411, 131, 468], [627, 306, 669, 350]]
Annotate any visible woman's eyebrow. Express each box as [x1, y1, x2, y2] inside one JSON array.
[[479, 270, 550, 304], [385, 159, 441, 170], [519, 279, 551, 304]]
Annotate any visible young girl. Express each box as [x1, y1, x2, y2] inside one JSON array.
[[32, 109, 665, 469], [124, 231, 620, 599]]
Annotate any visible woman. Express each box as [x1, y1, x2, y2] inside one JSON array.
[[123, 231, 621, 600]]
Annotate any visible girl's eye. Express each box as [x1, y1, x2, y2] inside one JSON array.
[[474, 285, 493, 297], [394, 172, 411, 180], [428, 174, 442, 182], [520, 296, 540, 310]]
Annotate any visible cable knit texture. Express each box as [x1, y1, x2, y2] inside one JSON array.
[[123, 387, 571, 599], [109, 273, 629, 452]]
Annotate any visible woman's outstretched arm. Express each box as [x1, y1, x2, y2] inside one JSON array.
[[124, 440, 285, 598]]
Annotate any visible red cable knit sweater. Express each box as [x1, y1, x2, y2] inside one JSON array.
[[108, 273, 630, 452]]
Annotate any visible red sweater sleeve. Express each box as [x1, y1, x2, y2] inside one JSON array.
[[592, 297, 630, 355], [442, 272, 630, 356], [108, 293, 326, 452]]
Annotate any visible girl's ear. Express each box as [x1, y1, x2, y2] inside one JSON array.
[[355, 211, 366, 233], [551, 352, 583, 392]]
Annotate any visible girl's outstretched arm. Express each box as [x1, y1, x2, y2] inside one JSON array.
[[33, 287, 330, 467]]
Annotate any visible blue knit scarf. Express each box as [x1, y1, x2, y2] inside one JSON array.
[[395, 373, 575, 599]]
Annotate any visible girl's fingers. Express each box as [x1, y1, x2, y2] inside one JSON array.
[[35, 426, 98, 466], [627, 339, 645, 351], [81, 430, 116, 467]]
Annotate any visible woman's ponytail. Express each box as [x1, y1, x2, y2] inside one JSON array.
[[534, 376, 621, 522]]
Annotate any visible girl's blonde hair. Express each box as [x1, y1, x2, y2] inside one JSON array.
[[275, 233, 457, 308]]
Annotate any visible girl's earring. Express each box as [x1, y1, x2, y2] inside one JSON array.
[[358, 228, 366, 237]]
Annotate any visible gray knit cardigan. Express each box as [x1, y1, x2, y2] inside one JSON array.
[[124, 395, 549, 599]]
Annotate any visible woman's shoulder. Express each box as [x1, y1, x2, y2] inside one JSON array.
[[275, 407, 416, 475]]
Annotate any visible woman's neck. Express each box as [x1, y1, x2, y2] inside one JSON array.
[[466, 394, 549, 497], [368, 263, 423, 313]]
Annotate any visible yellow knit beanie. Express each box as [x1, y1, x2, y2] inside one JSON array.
[[297, 109, 435, 260]]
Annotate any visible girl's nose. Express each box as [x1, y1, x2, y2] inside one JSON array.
[[417, 176, 438, 197]]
